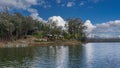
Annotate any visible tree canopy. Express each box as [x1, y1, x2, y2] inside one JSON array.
[[0, 11, 86, 42]]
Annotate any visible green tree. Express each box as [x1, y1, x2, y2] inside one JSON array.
[[67, 18, 86, 41]]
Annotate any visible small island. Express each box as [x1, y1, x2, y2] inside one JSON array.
[[0, 11, 86, 47]]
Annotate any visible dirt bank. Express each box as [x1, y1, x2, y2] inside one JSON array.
[[0, 37, 82, 48], [30, 40, 81, 46]]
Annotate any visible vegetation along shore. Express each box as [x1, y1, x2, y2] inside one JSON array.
[[0, 10, 86, 47]]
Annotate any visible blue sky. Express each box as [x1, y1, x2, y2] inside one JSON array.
[[0, 0, 120, 38], [36, 0, 120, 24], [1, 0, 119, 24], [30, 0, 120, 24]]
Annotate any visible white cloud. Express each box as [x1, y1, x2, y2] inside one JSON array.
[[38, 0, 52, 8], [27, 8, 43, 21], [30, 13, 42, 21], [25, 0, 37, 5], [56, 0, 61, 3], [84, 20, 96, 33], [95, 20, 120, 32], [79, 2, 85, 6], [27, 8, 37, 13], [48, 16, 66, 29], [0, 0, 46, 22], [86, 20, 120, 38], [0, 0, 37, 9], [67, 2, 75, 7]]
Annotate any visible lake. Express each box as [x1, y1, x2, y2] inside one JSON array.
[[0, 43, 120, 68]]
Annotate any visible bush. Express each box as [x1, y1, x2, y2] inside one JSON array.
[[33, 32, 43, 39]]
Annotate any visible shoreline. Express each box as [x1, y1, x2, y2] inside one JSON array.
[[30, 40, 82, 46], [0, 39, 82, 48]]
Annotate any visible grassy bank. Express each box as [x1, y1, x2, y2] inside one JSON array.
[[30, 40, 82, 46], [0, 37, 82, 48]]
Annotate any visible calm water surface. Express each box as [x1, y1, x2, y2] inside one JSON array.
[[0, 43, 120, 68]]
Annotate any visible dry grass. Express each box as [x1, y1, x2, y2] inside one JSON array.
[[0, 36, 82, 48], [30, 40, 81, 46]]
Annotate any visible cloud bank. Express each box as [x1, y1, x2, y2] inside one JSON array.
[[0, 0, 44, 22], [84, 20, 120, 38], [48, 16, 66, 28]]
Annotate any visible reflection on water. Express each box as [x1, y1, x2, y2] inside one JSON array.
[[83, 43, 120, 68], [56, 46, 69, 68], [1, 43, 120, 68], [0, 47, 33, 67], [84, 43, 94, 68]]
